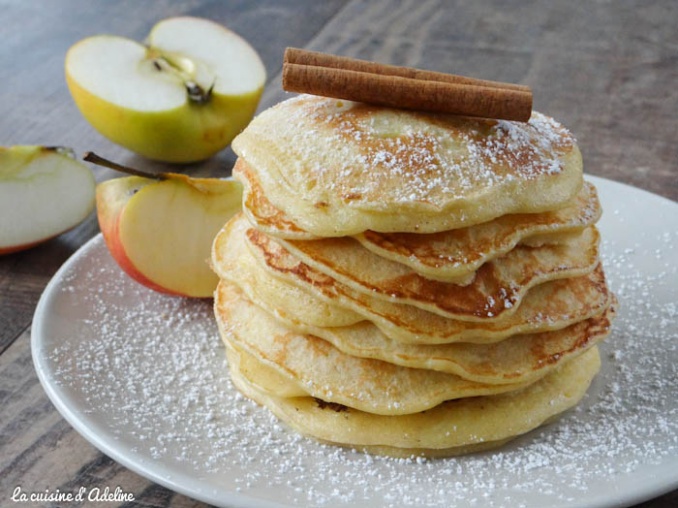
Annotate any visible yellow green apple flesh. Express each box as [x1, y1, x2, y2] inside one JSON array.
[[65, 17, 266, 163], [0, 146, 95, 255], [96, 172, 242, 297]]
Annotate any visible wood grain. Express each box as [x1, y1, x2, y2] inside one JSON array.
[[1, 0, 677, 507]]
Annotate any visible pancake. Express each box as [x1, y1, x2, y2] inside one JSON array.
[[211, 214, 613, 344], [356, 181, 601, 282], [211, 214, 362, 328], [274, 225, 600, 319], [236, 158, 316, 240], [224, 339, 308, 398], [262, 299, 615, 385], [232, 95, 583, 237], [217, 278, 613, 385], [236, 154, 599, 272], [228, 343, 601, 458], [239, 214, 600, 321], [215, 281, 533, 416]]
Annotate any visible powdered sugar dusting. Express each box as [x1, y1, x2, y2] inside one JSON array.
[[37, 191, 678, 508], [274, 96, 575, 208]]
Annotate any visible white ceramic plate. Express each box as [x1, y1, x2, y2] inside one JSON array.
[[32, 175, 678, 508]]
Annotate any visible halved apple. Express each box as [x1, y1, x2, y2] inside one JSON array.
[[65, 16, 266, 163], [96, 167, 242, 297], [0, 146, 95, 254]]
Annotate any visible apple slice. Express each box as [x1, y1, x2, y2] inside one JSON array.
[[65, 16, 266, 163], [0, 146, 95, 255], [93, 155, 242, 297]]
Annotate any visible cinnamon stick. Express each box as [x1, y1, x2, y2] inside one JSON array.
[[282, 48, 533, 122], [284, 48, 531, 93]]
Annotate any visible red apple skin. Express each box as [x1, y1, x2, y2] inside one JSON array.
[[95, 173, 242, 297], [95, 176, 183, 296]]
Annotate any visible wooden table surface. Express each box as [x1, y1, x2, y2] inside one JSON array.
[[1, 1, 677, 507]]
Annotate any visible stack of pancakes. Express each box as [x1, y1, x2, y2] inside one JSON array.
[[211, 95, 616, 458]]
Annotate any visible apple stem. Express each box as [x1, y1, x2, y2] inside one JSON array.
[[83, 152, 168, 180]]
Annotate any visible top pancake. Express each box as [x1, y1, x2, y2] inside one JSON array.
[[232, 94, 583, 237]]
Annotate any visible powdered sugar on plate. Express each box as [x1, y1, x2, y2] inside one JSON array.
[[32, 176, 678, 508]]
